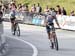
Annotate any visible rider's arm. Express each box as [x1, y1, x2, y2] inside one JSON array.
[[54, 16, 60, 28], [45, 16, 48, 26]]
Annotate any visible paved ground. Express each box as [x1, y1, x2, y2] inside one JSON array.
[[3, 22, 75, 56], [5, 37, 33, 56]]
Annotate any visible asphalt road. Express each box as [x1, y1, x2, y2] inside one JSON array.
[[3, 22, 75, 56]]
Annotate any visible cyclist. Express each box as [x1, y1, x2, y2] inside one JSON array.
[[45, 8, 60, 49], [9, 2, 17, 35]]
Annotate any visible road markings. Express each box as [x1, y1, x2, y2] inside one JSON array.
[[5, 35, 38, 56]]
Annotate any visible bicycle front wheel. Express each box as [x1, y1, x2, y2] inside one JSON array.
[[54, 37, 59, 51]]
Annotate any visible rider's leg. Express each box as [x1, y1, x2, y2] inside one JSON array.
[[47, 28, 53, 43], [11, 19, 16, 35], [48, 32, 54, 49], [46, 26, 54, 48], [48, 32, 53, 42], [52, 31, 57, 43], [51, 25, 56, 40], [50, 32, 53, 42], [51, 25, 56, 42], [13, 20, 16, 35], [47, 32, 50, 39], [11, 20, 14, 32], [11, 18, 15, 32], [52, 32, 56, 38]]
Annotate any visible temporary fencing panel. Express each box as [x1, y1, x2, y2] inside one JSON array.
[[3, 10, 75, 30]]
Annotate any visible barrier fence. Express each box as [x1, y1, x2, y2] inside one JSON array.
[[2, 11, 75, 31], [55, 15, 75, 30]]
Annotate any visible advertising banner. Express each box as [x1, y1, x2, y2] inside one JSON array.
[[54, 15, 75, 30]]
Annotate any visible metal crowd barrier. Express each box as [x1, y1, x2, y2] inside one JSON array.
[[3, 11, 46, 26], [2, 10, 75, 30]]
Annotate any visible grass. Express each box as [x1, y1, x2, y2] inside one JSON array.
[[15, 0, 75, 15]]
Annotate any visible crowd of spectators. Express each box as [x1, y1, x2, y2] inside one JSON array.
[[0, 0, 75, 16]]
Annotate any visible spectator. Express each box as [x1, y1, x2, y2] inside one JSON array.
[[17, 3, 22, 11], [70, 10, 75, 16], [1, 4, 6, 13], [31, 4, 36, 13], [21, 4, 29, 16], [9, 1, 17, 11], [36, 3, 42, 14], [51, 8, 57, 18], [48, 8, 53, 15], [56, 5, 61, 15], [22, 4, 29, 12], [61, 7, 67, 15], [0, 1, 2, 6], [44, 5, 49, 15]]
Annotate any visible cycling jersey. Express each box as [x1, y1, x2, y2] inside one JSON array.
[[46, 13, 56, 33], [47, 15, 54, 24], [10, 10, 16, 18]]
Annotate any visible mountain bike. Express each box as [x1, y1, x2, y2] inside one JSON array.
[[48, 25, 59, 51]]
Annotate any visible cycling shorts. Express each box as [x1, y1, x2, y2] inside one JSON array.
[[46, 24, 55, 33], [10, 17, 15, 23]]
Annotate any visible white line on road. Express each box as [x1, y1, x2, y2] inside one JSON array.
[[5, 35, 38, 56]]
